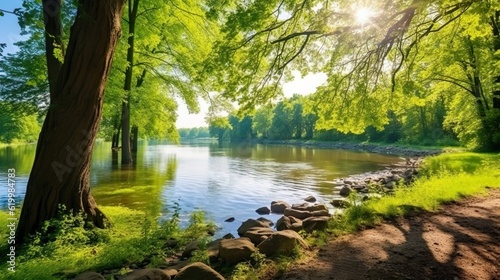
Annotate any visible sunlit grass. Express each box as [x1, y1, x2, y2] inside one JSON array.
[[328, 152, 500, 235], [0, 203, 215, 280]]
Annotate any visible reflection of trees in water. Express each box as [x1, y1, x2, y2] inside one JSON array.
[[0, 144, 37, 174], [91, 148, 178, 212]]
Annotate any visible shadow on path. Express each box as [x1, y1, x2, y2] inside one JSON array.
[[280, 189, 500, 280]]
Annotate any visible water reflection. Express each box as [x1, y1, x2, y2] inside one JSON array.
[[0, 141, 401, 236]]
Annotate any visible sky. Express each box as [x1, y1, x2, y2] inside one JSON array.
[[0, 1, 327, 128]]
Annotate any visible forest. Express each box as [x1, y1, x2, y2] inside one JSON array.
[[0, 0, 499, 279]]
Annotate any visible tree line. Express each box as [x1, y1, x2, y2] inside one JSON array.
[[209, 93, 458, 146]]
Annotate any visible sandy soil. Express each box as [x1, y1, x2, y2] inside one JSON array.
[[278, 188, 500, 280]]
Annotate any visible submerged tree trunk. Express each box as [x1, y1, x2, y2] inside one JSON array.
[[131, 125, 138, 152], [16, 0, 125, 243], [121, 0, 140, 165]]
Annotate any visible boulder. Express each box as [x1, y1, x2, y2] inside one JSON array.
[[304, 195, 316, 202], [243, 227, 275, 245], [257, 230, 309, 257], [224, 217, 235, 222], [255, 206, 271, 215], [222, 233, 234, 239], [181, 240, 200, 259], [219, 237, 256, 264], [291, 203, 328, 212], [257, 217, 274, 227], [339, 186, 352, 197], [330, 198, 352, 208], [74, 272, 105, 280], [121, 269, 170, 280], [175, 262, 225, 280], [302, 216, 330, 232], [237, 219, 270, 236], [276, 216, 303, 231], [270, 201, 290, 214], [284, 208, 311, 219], [207, 239, 222, 261]]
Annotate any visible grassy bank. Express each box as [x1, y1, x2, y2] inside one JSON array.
[[327, 152, 500, 236], [0, 205, 215, 280]]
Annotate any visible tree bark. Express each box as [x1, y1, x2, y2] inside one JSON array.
[[131, 125, 138, 152], [121, 0, 140, 165], [42, 0, 64, 99], [16, 0, 125, 243]]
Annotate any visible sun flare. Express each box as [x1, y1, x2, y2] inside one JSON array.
[[355, 7, 375, 25]]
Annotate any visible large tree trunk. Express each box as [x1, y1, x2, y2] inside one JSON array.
[[16, 0, 125, 243]]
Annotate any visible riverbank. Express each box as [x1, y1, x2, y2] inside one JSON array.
[[257, 139, 444, 157], [280, 188, 500, 280]]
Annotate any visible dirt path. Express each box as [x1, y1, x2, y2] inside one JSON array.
[[279, 188, 500, 280]]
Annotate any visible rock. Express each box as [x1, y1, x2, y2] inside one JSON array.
[[257, 217, 274, 227], [121, 269, 170, 280], [182, 240, 200, 259], [219, 237, 256, 264], [243, 227, 275, 245], [270, 201, 291, 214], [292, 203, 328, 212], [175, 262, 225, 280], [74, 272, 105, 280], [339, 186, 352, 197], [330, 198, 352, 208], [163, 238, 179, 249], [207, 239, 222, 261], [164, 269, 178, 279], [222, 233, 234, 239], [302, 216, 330, 232], [385, 182, 394, 189], [283, 208, 312, 219], [237, 219, 270, 236], [224, 217, 235, 222], [304, 195, 316, 202], [310, 210, 330, 217], [256, 206, 271, 215], [276, 216, 303, 231], [257, 230, 309, 257]]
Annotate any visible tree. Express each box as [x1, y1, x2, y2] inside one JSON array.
[[16, 0, 126, 243], [209, 116, 231, 141], [110, 0, 214, 163], [270, 100, 293, 140], [252, 105, 273, 139], [206, 0, 500, 150]]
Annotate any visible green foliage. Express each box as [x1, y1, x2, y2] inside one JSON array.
[[228, 115, 254, 142], [0, 101, 41, 144], [178, 127, 211, 139], [252, 105, 273, 139], [0, 202, 219, 279]]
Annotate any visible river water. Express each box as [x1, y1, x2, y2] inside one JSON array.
[[0, 141, 401, 236]]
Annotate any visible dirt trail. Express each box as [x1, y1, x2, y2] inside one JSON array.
[[279, 188, 500, 280]]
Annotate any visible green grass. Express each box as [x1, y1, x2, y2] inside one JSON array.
[[328, 152, 500, 235], [0, 205, 215, 280]]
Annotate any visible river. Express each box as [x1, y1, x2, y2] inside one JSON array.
[[0, 141, 401, 236]]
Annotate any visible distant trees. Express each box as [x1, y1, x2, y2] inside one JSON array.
[[0, 102, 41, 144], [208, 92, 457, 146], [178, 127, 210, 139]]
